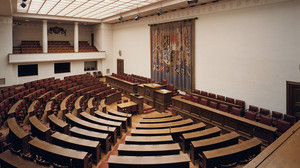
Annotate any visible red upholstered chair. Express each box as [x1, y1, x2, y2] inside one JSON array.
[[191, 96, 199, 103], [260, 115, 273, 126], [123, 99, 128, 103], [225, 97, 235, 104], [276, 119, 291, 137], [193, 90, 200, 94], [208, 93, 216, 99], [259, 108, 270, 116], [219, 104, 229, 112], [167, 84, 178, 96], [216, 95, 225, 101], [245, 111, 256, 121], [209, 101, 217, 109], [248, 105, 259, 113], [283, 114, 296, 125], [200, 98, 208, 106], [131, 105, 137, 114], [272, 111, 283, 126], [184, 94, 191, 100], [161, 79, 167, 85], [235, 99, 245, 108], [200, 91, 208, 97], [231, 107, 242, 116]]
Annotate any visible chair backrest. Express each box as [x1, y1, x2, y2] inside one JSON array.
[[168, 84, 174, 91], [272, 111, 283, 120], [200, 91, 208, 97], [245, 111, 256, 121], [260, 115, 272, 126], [216, 95, 225, 101], [219, 104, 229, 112], [235, 99, 245, 107], [200, 98, 208, 106], [260, 108, 270, 116], [249, 105, 259, 113], [283, 114, 296, 125], [225, 97, 235, 104], [277, 119, 291, 133], [191, 96, 199, 103], [184, 94, 191, 100], [231, 107, 241, 116], [208, 93, 216, 99], [194, 90, 200, 94], [162, 79, 167, 85], [209, 101, 217, 109]]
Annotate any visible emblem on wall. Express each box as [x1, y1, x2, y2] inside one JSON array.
[[48, 26, 67, 36]]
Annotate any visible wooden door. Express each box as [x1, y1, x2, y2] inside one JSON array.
[[287, 81, 300, 121], [117, 59, 124, 75]]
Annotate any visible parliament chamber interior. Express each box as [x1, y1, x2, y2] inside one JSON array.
[[0, 0, 299, 168]]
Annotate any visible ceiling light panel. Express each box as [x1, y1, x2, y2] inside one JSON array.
[[17, 0, 164, 20]]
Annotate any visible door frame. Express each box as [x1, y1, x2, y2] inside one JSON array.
[[286, 81, 300, 116]]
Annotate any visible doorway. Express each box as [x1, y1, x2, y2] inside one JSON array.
[[117, 59, 124, 75], [287, 81, 300, 121]]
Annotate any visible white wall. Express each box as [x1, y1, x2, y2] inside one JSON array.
[[0, 16, 14, 86], [112, 0, 300, 113]]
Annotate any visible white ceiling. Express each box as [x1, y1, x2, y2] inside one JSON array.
[[9, 0, 221, 23]]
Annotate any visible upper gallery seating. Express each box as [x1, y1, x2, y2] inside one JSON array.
[[48, 41, 73, 53], [20, 41, 42, 54], [79, 41, 98, 52]]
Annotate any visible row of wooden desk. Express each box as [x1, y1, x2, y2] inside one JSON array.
[[172, 95, 277, 145]]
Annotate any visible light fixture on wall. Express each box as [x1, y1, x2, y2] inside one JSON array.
[[119, 15, 123, 21], [157, 0, 163, 16], [187, 0, 198, 5], [135, 5, 140, 21], [20, 0, 27, 8]]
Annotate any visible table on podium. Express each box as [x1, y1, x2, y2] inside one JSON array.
[[143, 83, 166, 107], [154, 89, 172, 112]]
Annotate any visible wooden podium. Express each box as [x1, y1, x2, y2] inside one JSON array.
[[130, 93, 144, 114], [143, 83, 166, 106], [155, 89, 172, 112]]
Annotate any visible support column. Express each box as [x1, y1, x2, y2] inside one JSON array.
[[42, 20, 48, 53], [74, 22, 79, 52]]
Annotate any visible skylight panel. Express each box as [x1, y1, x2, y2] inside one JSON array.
[[47, 1, 73, 15], [66, 1, 98, 17], [57, 1, 85, 16], [38, 0, 60, 15], [28, 0, 44, 14]]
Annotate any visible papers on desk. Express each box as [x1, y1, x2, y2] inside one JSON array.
[[152, 84, 160, 86], [160, 89, 169, 93]]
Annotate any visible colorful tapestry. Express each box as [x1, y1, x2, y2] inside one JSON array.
[[151, 19, 194, 91]]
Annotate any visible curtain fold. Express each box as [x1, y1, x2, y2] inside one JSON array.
[[151, 19, 194, 91]]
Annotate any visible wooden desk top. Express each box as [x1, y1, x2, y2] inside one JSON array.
[[118, 143, 180, 152], [131, 122, 206, 135], [129, 93, 144, 99], [7, 117, 28, 139], [48, 114, 68, 128], [140, 115, 182, 124], [51, 132, 99, 148], [108, 154, 190, 165], [144, 83, 165, 88], [88, 97, 94, 108], [38, 90, 53, 99], [107, 75, 137, 85], [117, 101, 138, 109], [29, 116, 50, 133], [108, 110, 132, 118], [80, 112, 122, 127], [24, 89, 44, 99], [0, 150, 46, 168], [143, 112, 172, 119], [245, 121, 300, 168], [155, 89, 172, 94], [29, 138, 87, 160], [136, 119, 193, 129], [203, 137, 261, 159], [65, 113, 116, 132], [75, 96, 84, 110], [45, 101, 52, 112], [70, 126, 108, 140], [28, 100, 39, 113], [183, 127, 221, 139], [172, 95, 277, 132], [95, 111, 127, 122], [7, 100, 23, 115], [60, 94, 73, 111], [125, 135, 174, 143], [51, 92, 64, 101], [192, 132, 240, 148]]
